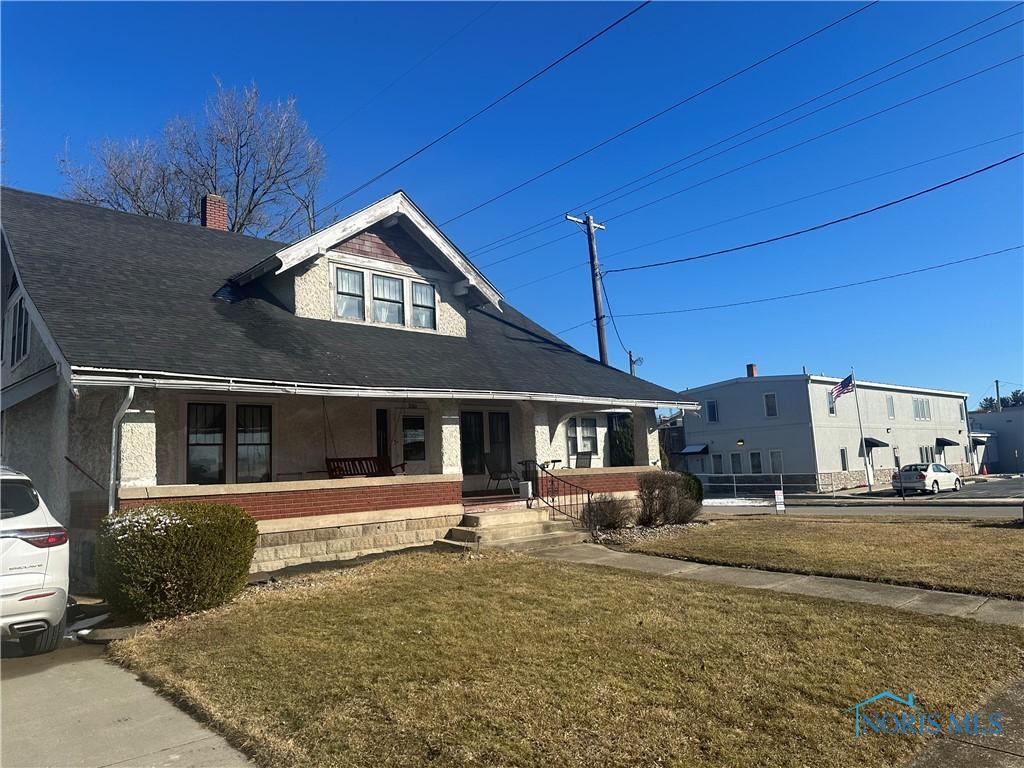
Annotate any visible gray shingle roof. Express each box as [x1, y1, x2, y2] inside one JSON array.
[[2, 187, 680, 403]]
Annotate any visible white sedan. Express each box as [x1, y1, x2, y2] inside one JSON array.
[[892, 463, 963, 495], [1, 466, 69, 655]]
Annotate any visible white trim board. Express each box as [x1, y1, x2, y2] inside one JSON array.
[[69, 366, 701, 411]]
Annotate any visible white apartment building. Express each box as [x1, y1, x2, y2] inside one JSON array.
[[678, 364, 974, 491]]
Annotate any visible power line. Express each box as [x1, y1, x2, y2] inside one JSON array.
[[467, 3, 1023, 257], [439, 2, 879, 227], [603, 153, 1023, 275], [296, 1, 652, 231], [484, 54, 1023, 270], [557, 246, 1023, 333], [320, 3, 499, 138], [502, 131, 1023, 292], [600, 279, 629, 355]]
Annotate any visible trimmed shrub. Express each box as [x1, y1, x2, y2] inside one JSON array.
[[583, 493, 635, 530], [97, 502, 258, 620], [637, 471, 703, 527]]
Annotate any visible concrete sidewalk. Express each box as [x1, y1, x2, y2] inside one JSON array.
[[534, 544, 1024, 627], [1, 641, 250, 768], [704, 504, 1021, 521]]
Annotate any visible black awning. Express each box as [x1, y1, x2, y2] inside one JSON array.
[[971, 434, 989, 445], [863, 437, 889, 448], [935, 437, 959, 447], [681, 444, 709, 455]]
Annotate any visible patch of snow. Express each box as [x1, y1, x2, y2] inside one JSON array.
[[701, 498, 772, 506]]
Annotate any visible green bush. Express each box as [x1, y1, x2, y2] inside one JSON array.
[[583, 493, 635, 530], [637, 471, 703, 527], [97, 502, 258, 620]]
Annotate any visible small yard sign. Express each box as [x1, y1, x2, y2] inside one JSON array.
[[774, 489, 786, 513]]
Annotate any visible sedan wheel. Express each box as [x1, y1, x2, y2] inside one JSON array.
[[954, 479, 962, 491], [931, 481, 940, 494]]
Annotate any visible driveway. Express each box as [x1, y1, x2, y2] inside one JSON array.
[[1, 639, 250, 768]]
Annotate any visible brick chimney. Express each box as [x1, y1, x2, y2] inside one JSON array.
[[200, 194, 228, 230], [746, 363, 758, 378]]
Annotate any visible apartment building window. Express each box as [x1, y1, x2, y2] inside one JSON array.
[[840, 447, 849, 472], [913, 397, 932, 421], [769, 449, 784, 474], [763, 392, 778, 418], [886, 395, 895, 420], [730, 452, 742, 474], [749, 451, 763, 473], [958, 402, 965, 421], [706, 400, 719, 423], [919, 445, 935, 463], [827, 391, 836, 416], [711, 453, 724, 474]]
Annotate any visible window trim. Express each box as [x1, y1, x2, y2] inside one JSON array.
[[334, 266, 366, 321], [763, 392, 779, 418], [179, 397, 276, 484], [705, 399, 719, 423], [410, 281, 437, 330], [5, 293, 31, 369]]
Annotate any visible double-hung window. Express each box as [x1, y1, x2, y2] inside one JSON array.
[[6, 296, 31, 367], [763, 392, 778, 418], [237, 405, 272, 483], [187, 403, 226, 485], [580, 418, 598, 454], [335, 268, 365, 320], [566, 418, 578, 455], [372, 275, 404, 325], [411, 282, 436, 329], [705, 400, 719, 423]]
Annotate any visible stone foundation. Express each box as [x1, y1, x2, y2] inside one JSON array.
[[251, 507, 464, 572]]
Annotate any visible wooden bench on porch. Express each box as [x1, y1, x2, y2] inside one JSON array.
[[326, 456, 407, 479]]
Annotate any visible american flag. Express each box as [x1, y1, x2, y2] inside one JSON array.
[[831, 373, 855, 402]]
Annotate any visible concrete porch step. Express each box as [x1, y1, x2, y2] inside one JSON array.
[[462, 507, 547, 528], [447, 519, 575, 544]]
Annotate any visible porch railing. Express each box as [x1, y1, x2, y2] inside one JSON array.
[[521, 460, 593, 529]]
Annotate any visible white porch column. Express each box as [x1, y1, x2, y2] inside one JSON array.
[[428, 400, 462, 475], [631, 408, 661, 468], [119, 394, 157, 488], [518, 401, 554, 466]]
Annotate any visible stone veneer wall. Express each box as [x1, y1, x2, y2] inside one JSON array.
[[117, 475, 464, 573], [816, 462, 972, 492]]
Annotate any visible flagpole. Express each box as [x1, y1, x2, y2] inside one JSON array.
[[851, 367, 873, 491]]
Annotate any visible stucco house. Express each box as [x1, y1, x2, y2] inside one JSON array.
[[1, 187, 696, 581]]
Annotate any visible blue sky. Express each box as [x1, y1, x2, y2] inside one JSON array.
[[3, 1, 1022, 404]]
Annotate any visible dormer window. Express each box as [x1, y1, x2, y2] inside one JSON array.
[[335, 268, 365, 320], [411, 282, 436, 329], [372, 275, 404, 325]]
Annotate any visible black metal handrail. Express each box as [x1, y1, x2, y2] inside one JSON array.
[[521, 460, 593, 529]]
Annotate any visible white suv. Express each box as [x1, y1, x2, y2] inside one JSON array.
[[1, 466, 69, 654]]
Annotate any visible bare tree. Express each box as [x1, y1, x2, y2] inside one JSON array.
[[59, 82, 325, 238]]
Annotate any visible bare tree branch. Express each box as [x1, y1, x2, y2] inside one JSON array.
[[58, 82, 326, 238]]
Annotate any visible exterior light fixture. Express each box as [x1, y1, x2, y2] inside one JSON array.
[[736, 439, 745, 446]]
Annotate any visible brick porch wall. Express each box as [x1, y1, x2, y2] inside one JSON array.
[[538, 467, 655, 497], [117, 479, 463, 521]]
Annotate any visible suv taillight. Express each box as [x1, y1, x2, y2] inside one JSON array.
[[4, 527, 68, 548]]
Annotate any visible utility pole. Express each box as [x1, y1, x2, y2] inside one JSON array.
[[566, 213, 608, 365], [628, 350, 644, 376], [995, 379, 1002, 411]]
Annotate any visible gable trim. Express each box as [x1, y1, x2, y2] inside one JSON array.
[[232, 191, 502, 308]]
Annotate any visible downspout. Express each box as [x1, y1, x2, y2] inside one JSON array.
[[108, 385, 135, 514]]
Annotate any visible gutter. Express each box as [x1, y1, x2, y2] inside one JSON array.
[[70, 367, 700, 411], [108, 385, 135, 514]]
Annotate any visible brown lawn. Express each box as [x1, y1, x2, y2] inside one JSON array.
[[629, 517, 1024, 599], [112, 553, 1023, 768]]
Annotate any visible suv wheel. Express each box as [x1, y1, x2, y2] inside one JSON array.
[[18, 615, 65, 656]]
